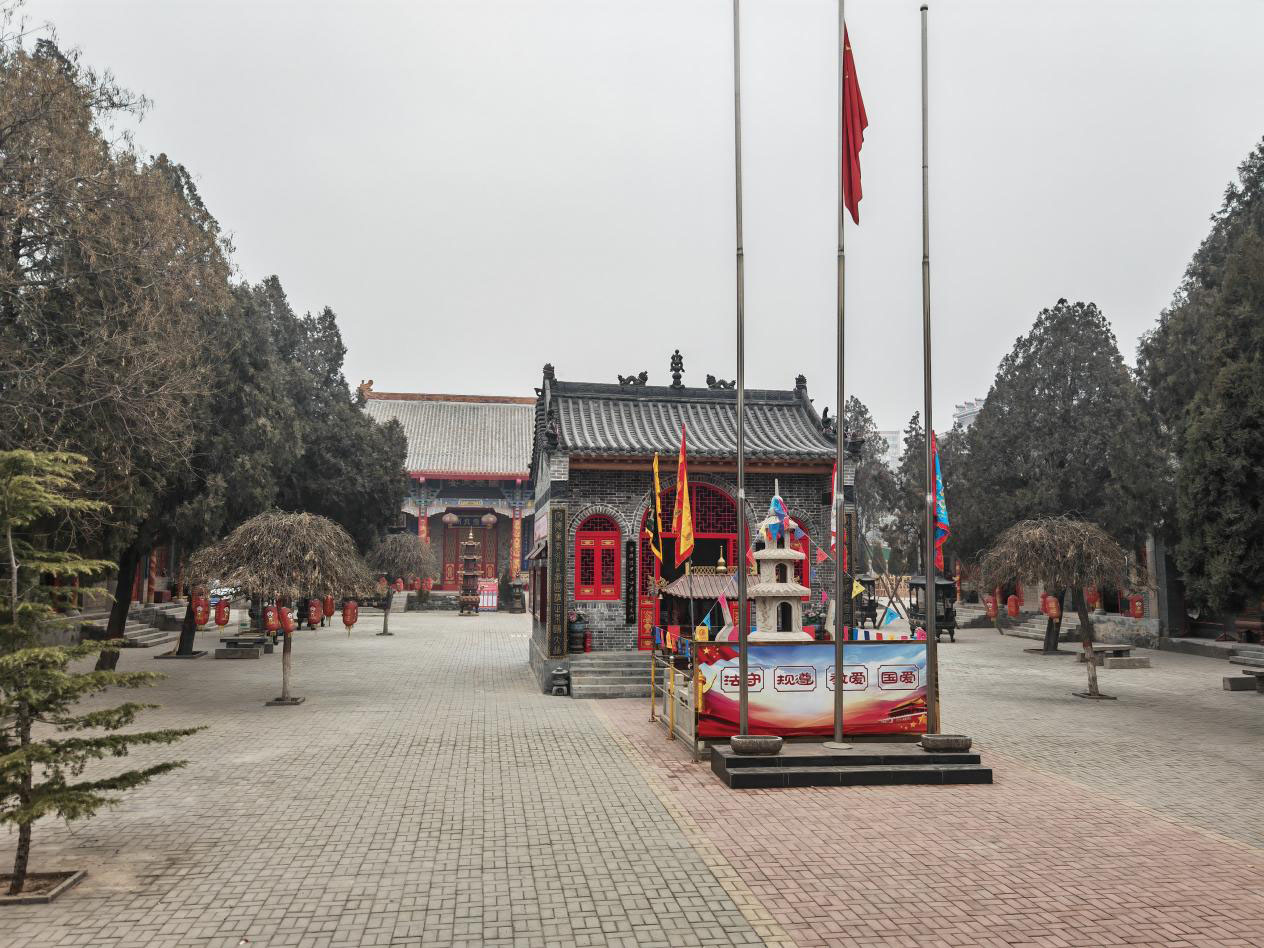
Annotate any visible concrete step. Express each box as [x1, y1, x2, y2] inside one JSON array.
[[570, 683, 652, 699], [710, 743, 992, 788], [1229, 655, 1264, 668], [571, 675, 650, 688], [719, 762, 993, 789]]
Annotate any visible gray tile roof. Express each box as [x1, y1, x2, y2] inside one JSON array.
[[542, 381, 836, 461], [363, 395, 535, 476]]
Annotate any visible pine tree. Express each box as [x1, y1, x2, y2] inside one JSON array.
[[1139, 139, 1264, 613], [0, 451, 201, 895]]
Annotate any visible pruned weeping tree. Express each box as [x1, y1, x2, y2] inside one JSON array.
[[979, 517, 1129, 699], [189, 512, 373, 705], [365, 533, 438, 636]]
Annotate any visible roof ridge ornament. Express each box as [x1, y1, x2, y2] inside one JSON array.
[[670, 349, 684, 388], [706, 374, 735, 389], [618, 371, 648, 386]]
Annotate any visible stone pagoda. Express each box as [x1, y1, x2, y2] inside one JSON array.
[[748, 492, 812, 642]]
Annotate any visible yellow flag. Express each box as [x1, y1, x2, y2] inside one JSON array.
[[672, 424, 694, 565], [852, 580, 865, 599]]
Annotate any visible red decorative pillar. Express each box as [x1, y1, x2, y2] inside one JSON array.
[[510, 507, 522, 579]]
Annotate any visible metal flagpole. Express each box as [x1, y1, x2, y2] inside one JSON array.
[[920, 4, 941, 732], [733, 0, 751, 738], [830, 0, 849, 748]]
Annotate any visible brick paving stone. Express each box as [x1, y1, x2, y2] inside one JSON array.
[[594, 626, 1264, 948], [0, 613, 760, 948]]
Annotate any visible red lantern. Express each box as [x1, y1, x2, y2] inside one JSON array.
[[279, 606, 294, 634], [214, 599, 230, 627], [307, 599, 321, 628], [264, 605, 280, 632], [322, 595, 335, 619], [1047, 596, 1062, 621], [1086, 586, 1100, 609], [342, 599, 358, 631], [393, 578, 404, 593], [192, 596, 210, 627], [1130, 594, 1144, 619], [1039, 591, 1050, 615], [410, 576, 421, 591], [984, 595, 998, 620], [1006, 594, 1020, 618]]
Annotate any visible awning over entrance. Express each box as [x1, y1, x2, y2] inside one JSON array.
[[526, 538, 548, 561], [661, 572, 737, 600]]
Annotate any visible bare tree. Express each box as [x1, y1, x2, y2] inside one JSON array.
[[366, 533, 439, 636], [979, 517, 1130, 699]]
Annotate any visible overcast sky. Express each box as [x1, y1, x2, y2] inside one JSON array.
[[25, 0, 1264, 435]]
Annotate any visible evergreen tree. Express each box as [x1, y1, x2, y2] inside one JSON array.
[[958, 300, 1164, 554], [0, 451, 200, 895], [842, 396, 897, 567], [1139, 139, 1264, 612]]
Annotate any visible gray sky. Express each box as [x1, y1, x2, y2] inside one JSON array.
[[26, 0, 1264, 436]]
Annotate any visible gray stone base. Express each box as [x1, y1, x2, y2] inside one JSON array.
[[1223, 676, 1258, 691], [0, 870, 86, 905], [214, 647, 260, 659], [266, 696, 305, 706], [1105, 656, 1151, 669], [155, 650, 208, 659]]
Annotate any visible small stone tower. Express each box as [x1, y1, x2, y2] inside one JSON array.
[[748, 502, 812, 643]]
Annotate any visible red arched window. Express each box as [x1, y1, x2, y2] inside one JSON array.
[[575, 515, 620, 601]]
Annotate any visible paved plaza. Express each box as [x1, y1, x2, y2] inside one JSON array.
[[2, 613, 1262, 947]]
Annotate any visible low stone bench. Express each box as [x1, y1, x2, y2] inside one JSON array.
[[220, 636, 273, 654], [214, 646, 261, 659], [1226, 669, 1264, 693], [1076, 644, 1134, 665], [1104, 656, 1150, 669]]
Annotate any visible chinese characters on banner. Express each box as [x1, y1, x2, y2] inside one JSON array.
[[698, 642, 927, 738]]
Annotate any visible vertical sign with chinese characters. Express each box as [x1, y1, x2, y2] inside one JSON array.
[[624, 540, 638, 627], [547, 505, 567, 657], [510, 506, 522, 579]]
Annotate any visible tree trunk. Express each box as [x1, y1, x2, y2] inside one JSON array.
[[280, 630, 292, 700], [379, 588, 392, 636], [175, 597, 197, 656], [8, 701, 32, 895], [1041, 587, 1065, 653], [96, 544, 141, 671], [1073, 587, 1100, 696]]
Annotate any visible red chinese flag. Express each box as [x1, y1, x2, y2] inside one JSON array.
[[842, 26, 868, 224]]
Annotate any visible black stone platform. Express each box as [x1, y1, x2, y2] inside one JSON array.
[[711, 742, 992, 789]]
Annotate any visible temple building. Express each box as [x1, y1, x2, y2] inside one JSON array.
[[527, 358, 857, 691], [360, 384, 536, 589]]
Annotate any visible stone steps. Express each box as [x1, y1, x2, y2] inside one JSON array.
[[569, 653, 654, 698], [570, 683, 652, 699], [711, 743, 992, 789]]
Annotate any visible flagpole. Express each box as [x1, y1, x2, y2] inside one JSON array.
[[731, 0, 751, 738], [920, 4, 941, 733], [831, 0, 848, 748]]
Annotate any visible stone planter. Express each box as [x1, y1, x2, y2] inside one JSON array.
[[920, 734, 972, 752]]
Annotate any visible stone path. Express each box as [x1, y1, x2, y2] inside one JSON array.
[[3, 613, 1261, 947]]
